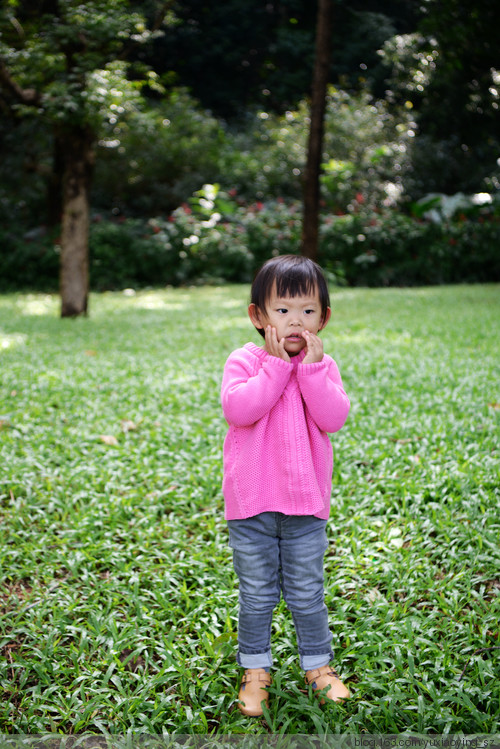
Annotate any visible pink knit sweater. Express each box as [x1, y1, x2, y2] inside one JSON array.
[[221, 342, 350, 520]]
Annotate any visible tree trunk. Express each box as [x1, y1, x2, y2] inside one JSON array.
[[301, 0, 333, 261], [59, 125, 95, 317]]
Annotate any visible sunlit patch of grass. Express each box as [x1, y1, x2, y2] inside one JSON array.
[[0, 284, 499, 734]]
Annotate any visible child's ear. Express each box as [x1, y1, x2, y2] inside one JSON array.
[[248, 303, 265, 329], [319, 307, 332, 331]]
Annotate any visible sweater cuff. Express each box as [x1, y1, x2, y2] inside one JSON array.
[[297, 360, 327, 376], [263, 353, 293, 372]]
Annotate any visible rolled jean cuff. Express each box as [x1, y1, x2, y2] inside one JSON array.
[[300, 651, 333, 671], [237, 649, 273, 669]]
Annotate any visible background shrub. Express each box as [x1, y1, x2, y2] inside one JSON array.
[[91, 90, 227, 216], [0, 228, 59, 291], [2, 187, 498, 293], [320, 206, 500, 286]]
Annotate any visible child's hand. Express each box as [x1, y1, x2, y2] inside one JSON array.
[[265, 326, 290, 362], [302, 330, 324, 363]]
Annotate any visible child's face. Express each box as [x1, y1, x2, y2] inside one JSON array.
[[248, 285, 330, 356]]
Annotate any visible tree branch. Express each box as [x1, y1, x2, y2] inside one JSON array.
[[0, 58, 40, 106]]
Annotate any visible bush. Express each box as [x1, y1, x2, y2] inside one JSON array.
[[89, 218, 171, 289], [321, 211, 443, 286], [0, 227, 59, 291], [320, 203, 500, 286], [218, 87, 413, 212], [218, 105, 308, 201], [89, 186, 255, 289], [2, 186, 499, 293], [92, 90, 227, 216], [87, 189, 500, 289]]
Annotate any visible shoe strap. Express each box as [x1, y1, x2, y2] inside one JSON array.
[[242, 670, 271, 684], [305, 667, 339, 684]]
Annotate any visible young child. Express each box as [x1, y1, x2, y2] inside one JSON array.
[[221, 254, 351, 716]]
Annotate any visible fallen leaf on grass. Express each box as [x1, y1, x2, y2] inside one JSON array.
[[99, 435, 119, 446], [121, 419, 138, 432]]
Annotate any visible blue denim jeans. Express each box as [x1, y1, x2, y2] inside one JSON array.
[[228, 512, 334, 671]]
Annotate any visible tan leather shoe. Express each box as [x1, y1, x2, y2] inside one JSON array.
[[237, 668, 272, 716], [305, 665, 350, 704]]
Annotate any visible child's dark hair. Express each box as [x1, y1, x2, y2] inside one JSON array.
[[251, 254, 330, 337]]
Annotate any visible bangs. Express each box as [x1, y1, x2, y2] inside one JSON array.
[[274, 268, 318, 301]]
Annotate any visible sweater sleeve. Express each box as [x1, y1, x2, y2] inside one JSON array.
[[297, 356, 350, 433], [221, 348, 292, 427]]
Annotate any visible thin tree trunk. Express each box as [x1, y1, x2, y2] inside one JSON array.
[[59, 125, 95, 317], [301, 0, 333, 261]]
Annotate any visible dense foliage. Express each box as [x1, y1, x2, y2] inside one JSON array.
[[2, 186, 498, 291], [1, 0, 499, 290], [146, 0, 419, 118]]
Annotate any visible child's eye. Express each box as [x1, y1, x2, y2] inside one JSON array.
[[304, 309, 315, 315], [277, 308, 288, 314]]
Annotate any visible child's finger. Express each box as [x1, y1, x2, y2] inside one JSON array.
[[266, 326, 280, 355], [265, 325, 275, 348]]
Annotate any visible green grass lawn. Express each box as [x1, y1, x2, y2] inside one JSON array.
[[0, 284, 499, 736]]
